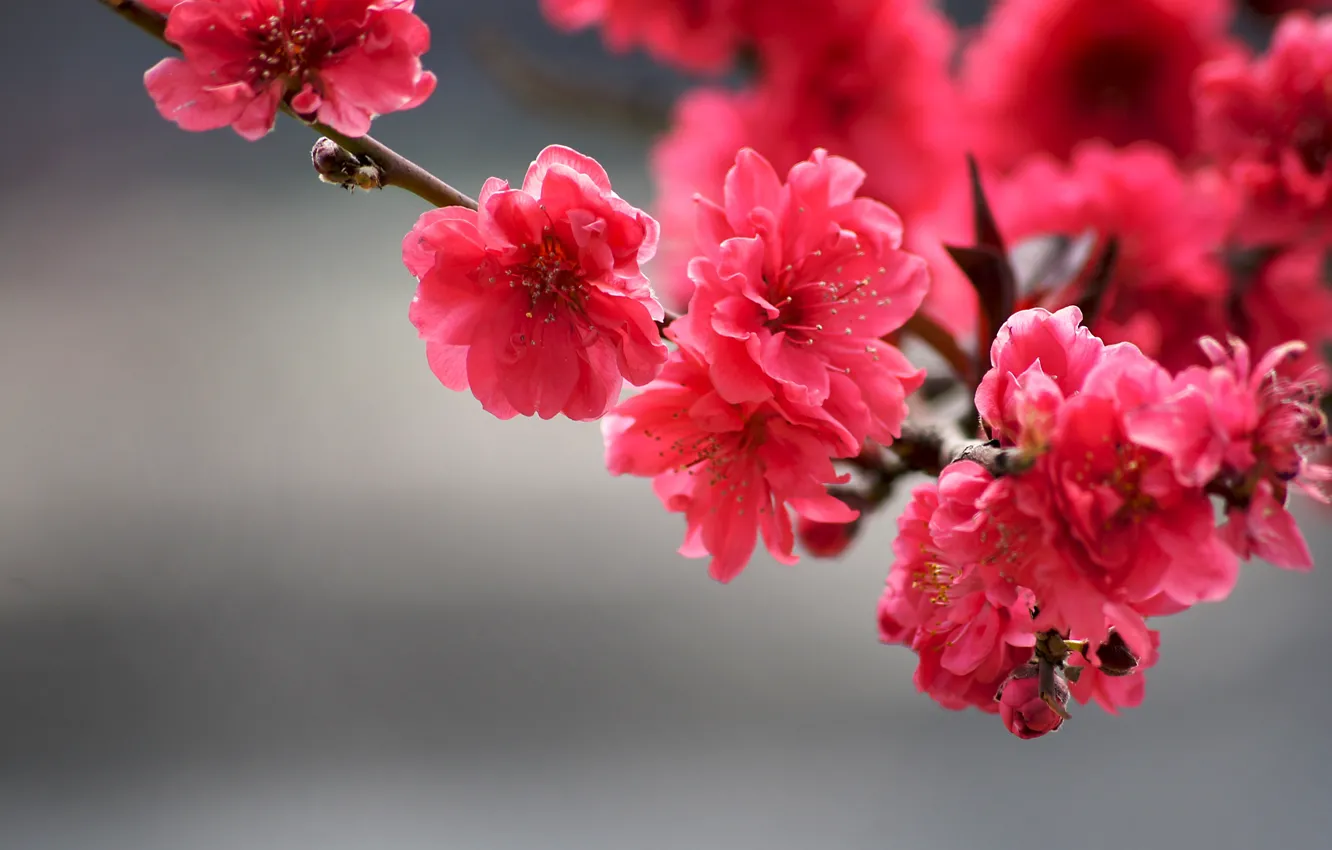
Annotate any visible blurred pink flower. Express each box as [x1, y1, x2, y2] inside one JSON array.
[[1196, 12, 1332, 246], [539, 0, 744, 72], [144, 0, 436, 140], [405, 145, 667, 421], [962, 0, 1242, 170], [993, 143, 1235, 371], [603, 344, 858, 582], [1233, 249, 1332, 382]]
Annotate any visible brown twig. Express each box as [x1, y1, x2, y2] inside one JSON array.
[[892, 420, 1026, 479], [99, 0, 477, 210]]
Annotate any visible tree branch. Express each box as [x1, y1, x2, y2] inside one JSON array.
[[892, 421, 1027, 478], [99, 0, 477, 210]]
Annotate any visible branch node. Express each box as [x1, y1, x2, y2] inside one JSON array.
[[312, 137, 383, 192]]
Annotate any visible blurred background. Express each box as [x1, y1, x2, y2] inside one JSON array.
[[1, 2, 1329, 848]]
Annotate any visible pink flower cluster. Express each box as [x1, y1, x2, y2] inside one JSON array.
[[879, 306, 1328, 734], [605, 148, 929, 581], [402, 142, 930, 582], [121, 0, 1332, 741]]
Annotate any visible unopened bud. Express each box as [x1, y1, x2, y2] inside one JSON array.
[[797, 516, 862, 558], [311, 137, 381, 191], [797, 492, 870, 558], [995, 660, 1069, 740], [1088, 630, 1140, 676]]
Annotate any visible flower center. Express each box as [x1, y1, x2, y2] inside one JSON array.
[[912, 560, 957, 606], [248, 12, 335, 89], [508, 234, 588, 325], [1069, 38, 1159, 117], [762, 254, 877, 346]]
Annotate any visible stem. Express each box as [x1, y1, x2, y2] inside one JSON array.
[[100, 0, 477, 210], [893, 421, 1025, 478]]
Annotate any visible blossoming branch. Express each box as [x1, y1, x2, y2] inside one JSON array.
[[104, 0, 1331, 741]]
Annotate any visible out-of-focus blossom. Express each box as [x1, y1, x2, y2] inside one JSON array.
[[753, 0, 965, 219], [962, 0, 1242, 170], [1231, 249, 1332, 383], [878, 483, 1037, 712], [649, 88, 761, 312], [671, 148, 929, 447], [1196, 13, 1332, 246], [144, 0, 436, 140], [994, 143, 1235, 371], [1241, 0, 1332, 15], [538, 0, 745, 73], [405, 145, 667, 421], [604, 344, 859, 582], [996, 662, 1068, 739]]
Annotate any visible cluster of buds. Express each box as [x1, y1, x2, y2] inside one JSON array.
[[997, 630, 1141, 739]]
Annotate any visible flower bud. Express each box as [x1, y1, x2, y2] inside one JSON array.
[[995, 662, 1069, 740], [797, 491, 870, 558], [311, 137, 381, 191], [797, 516, 862, 558], [1089, 630, 1140, 676]]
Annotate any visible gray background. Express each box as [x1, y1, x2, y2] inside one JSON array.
[[1, 2, 1328, 848]]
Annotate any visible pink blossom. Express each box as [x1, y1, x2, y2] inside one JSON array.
[[969, 316, 1241, 647], [1195, 13, 1332, 246], [996, 663, 1068, 739], [646, 1, 977, 337], [961, 0, 1242, 171], [405, 145, 667, 421], [750, 0, 966, 221], [538, 0, 744, 73], [1219, 479, 1317, 568], [993, 143, 1235, 371], [144, 0, 436, 140], [878, 483, 1037, 712], [1127, 336, 1329, 568], [604, 344, 858, 582], [1030, 347, 1240, 637], [1068, 629, 1160, 714], [975, 306, 1107, 447], [670, 148, 929, 447], [1234, 249, 1332, 382]]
